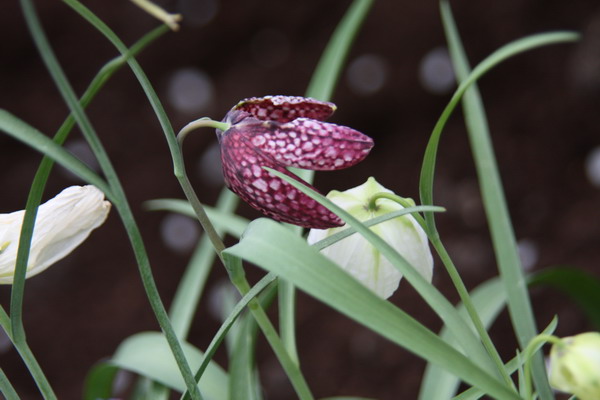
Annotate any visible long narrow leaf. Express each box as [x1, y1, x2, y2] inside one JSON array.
[[225, 219, 520, 400]]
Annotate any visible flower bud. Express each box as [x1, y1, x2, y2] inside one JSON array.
[[307, 177, 433, 299], [0, 185, 111, 284], [548, 332, 600, 400]]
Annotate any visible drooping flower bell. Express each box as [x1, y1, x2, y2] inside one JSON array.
[[216, 96, 374, 229], [548, 332, 600, 400], [307, 177, 433, 299], [0, 185, 111, 284]]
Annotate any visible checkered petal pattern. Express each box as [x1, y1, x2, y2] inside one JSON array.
[[217, 96, 374, 228]]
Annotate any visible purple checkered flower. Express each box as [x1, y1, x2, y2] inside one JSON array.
[[216, 95, 374, 228]]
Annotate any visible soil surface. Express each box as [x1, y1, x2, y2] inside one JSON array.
[[1, 1, 599, 399]]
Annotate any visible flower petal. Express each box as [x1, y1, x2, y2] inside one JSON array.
[[229, 118, 373, 171], [220, 130, 343, 228], [233, 95, 336, 123]]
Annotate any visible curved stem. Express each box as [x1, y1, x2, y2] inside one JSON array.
[[177, 118, 229, 146], [175, 123, 228, 261], [369, 193, 514, 387]]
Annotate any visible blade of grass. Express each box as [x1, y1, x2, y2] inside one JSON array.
[[437, 2, 578, 398], [19, 0, 201, 396]]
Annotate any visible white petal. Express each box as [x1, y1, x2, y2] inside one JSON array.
[[0, 185, 110, 284]]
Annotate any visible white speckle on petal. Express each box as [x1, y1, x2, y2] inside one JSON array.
[[252, 179, 268, 192]]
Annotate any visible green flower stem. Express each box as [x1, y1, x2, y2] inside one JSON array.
[[0, 306, 56, 399], [223, 255, 315, 400], [368, 192, 514, 387], [522, 335, 561, 400], [175, 121, 230, 260], [177, 118, 230, 146]]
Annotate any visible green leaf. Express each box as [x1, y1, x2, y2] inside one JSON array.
[[225, 219, 520, 400], [104, 332, 228, 399], [529, 267, 600, 330]]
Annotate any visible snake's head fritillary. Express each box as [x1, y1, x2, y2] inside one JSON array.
[[217, 95, 374, 229]]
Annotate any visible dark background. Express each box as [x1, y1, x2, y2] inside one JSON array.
[[1, 0, 599, 399]]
